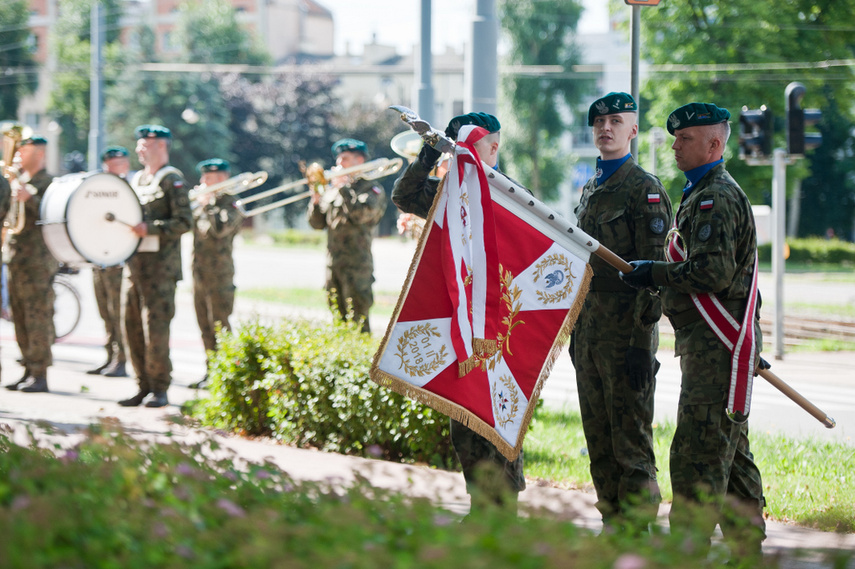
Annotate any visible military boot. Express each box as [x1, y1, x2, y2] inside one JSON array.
[[5, 370, 31, 391], [20, 376, 48, 393], [145, 391, 169, 408], [118, 390, 150, 407], [102, 360, 128, 378]]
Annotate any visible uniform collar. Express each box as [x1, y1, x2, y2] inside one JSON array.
[[596, 153, 631, 186], [683, 158, 723, 195]]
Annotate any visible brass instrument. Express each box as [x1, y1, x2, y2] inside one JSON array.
[[1, 121, 32, 236], [188, 170, 268, 201], [390, 130, 423, 162], [235, 156, 403, 218]]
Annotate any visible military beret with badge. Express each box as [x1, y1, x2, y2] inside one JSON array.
[[196, 158, 231, 174], [134, 124, 172, 139], [666, 103, 731, 135], [101, 145, 129, 161], [444, 112, 501, 141], [331, 138, 368, 158], [19, 135, 48, 146], [587, 92, 638, 126]]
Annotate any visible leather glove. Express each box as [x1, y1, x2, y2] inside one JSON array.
[[619, 260, 655, 290], [568, 330, 577, 369], [626, 346, 656, 391], [755, 356, 771, 376], [418, 143, 442, 172]]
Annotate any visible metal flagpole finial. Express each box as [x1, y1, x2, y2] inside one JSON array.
[[389, 106, 455, 155]]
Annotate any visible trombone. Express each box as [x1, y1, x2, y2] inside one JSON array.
[[189, 170, 268, 201], [1, 121, 32, 236], [235, 157, 403, 218]]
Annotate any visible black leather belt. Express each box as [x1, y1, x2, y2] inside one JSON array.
[[668, 299, 746, 330]]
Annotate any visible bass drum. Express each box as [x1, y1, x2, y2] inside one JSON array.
[[40, 172, 143, 268]]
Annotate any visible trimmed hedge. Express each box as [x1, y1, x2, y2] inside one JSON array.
[[192, 319, 455, 468], [758, 237, 855, 265]]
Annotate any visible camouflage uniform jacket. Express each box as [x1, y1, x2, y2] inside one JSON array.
[[0, 175, 11, 222], [193, 193, 241, 280], [391, 160, 440, 219], [130, 166, 192, 281], [307, 177, 387, 267], [574, 158, 671, 348], [650, 163, 760, 356], [8, 169, 58, 271]]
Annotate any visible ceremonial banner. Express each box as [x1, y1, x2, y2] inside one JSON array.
[[370, 127, 593, 461]]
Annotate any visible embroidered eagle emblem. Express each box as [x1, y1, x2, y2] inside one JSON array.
[[595, 100, 609, 115], [669, 114, 681, 130]]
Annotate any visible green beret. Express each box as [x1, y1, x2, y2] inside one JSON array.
[[331, 138, 368, 157], [587, 92, 637, 126], [101, 145, 129, 161], [445, 112, 501, 140], [20, 135, 48, 146], [196, 158, 231, 174], [667, 103, 731, 135], [134, 124, 172, 139]]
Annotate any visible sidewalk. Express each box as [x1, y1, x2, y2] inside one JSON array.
[[1, 349, 853, 568]]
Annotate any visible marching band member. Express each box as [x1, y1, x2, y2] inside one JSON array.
[[4, 135, 58, 393], [87, 145, 132, 378], [307, 138, 387, 334], [119, 124, 192, 408], [572, 93, 672, 535], [190, 158, 242, 389]]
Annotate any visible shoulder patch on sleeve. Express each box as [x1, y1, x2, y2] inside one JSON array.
[[647, 193, 661, 204], [371, 185, 382, 195], [698, 223, 713, 241], [699, 198, 714, 211], [649, 216, 666, 234]]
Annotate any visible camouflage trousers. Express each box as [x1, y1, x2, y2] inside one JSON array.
[[574, 333, 661, 525], [193, 271, 235, 354], [93, 265, 126, 363], [326, 263, 374, 333], [123, 274, 177, 392], [9, 261, 56, 377], [670, 329, 766, 548], [450, 418, 525, 508]]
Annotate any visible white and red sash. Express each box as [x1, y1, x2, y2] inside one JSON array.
[[435, 125, 501, 374], [665, 224, 759, 418]]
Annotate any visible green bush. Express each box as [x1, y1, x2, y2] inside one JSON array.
[[192, 318, 455, 468], [0, 426, 786, 569], [758, 237, 855, 265]]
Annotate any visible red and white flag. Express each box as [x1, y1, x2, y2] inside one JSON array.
[[371, 126, 592, 460]]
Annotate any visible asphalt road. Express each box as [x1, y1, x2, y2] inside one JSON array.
[[1, 233, 852, 445]]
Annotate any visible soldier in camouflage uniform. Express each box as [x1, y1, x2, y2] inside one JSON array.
[[190, 158, 242, 389], [573, 93, 672, 533], [308, 139, 386, 334], [87, 145, 132, 378], [392, 113, 526, 515], [4, 136, 59, 393], [119, 125, 192, 408], [621, 103, 766, 557]]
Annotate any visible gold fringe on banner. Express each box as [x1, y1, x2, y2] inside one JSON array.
[[472, 337, 498, 356]]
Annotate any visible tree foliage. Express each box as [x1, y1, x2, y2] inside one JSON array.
[[635, 0, 855, 228], [173, 0, 270, 67], [499, 0, 591, 201], [0, 0, 38, 117], [48, 0, 125, 156]]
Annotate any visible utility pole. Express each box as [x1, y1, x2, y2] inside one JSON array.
[[88, 0, 105, 171], [414, 0, 435, 125], [465, 0, 498, 115]]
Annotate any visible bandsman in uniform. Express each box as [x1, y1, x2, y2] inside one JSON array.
[[0, 160, 13, 384], [307, 138, 387, 333], [119, 124, 192, 408], [4, 135, 59, 393], [190, 158, 242, 389], [572, 92, 672, 534], [620, 103, 767, 559], [87, 145, 131, 378], [392, 113, 526, 517]]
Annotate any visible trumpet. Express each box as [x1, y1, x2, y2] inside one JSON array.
[[189, 170, 268, 201], [1, 121, 32, 236], [235, 156, 403, 218]]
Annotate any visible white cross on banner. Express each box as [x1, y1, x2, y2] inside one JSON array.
[[370, 127, 593, 461]]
